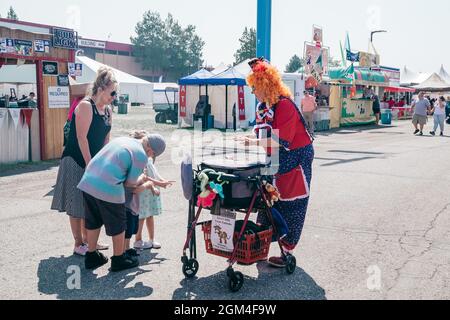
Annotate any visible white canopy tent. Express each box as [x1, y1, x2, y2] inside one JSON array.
[[439, 65, 450, 83], [400, 66, 431, 86], [75, 56, 153, 105], [400, 66, 419, 86], [211, 63, 228, 75], [413, 73, 450, 92]]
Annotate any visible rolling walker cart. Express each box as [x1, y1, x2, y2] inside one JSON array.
[[181, 158, 297, 292]]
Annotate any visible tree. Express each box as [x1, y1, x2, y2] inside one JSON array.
[[234, 27, 256, 65], [285, 55, 304, 73], [7, 6, 18, 20], [131, 11, 205, 81]]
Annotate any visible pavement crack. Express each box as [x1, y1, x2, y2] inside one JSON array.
[[387, 202, 450, 295]]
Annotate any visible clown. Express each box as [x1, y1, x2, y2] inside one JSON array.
[[244, 57, 315, 268]]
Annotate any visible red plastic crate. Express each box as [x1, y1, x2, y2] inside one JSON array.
[[202, 221, 272, 265]]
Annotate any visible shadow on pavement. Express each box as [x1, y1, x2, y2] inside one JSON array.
[[37, 255, 153, 300], [171, 262, 326, 300], [315, 124, 396, 137], [0, 160, 60, 178]]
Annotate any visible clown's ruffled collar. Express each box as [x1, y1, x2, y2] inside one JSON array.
[[253, 101, 275, 137]]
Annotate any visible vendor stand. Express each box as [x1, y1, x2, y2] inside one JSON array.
[[328, 66, 389, 128], [0, 18, 76, 163]]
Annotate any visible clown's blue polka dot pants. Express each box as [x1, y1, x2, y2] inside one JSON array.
[[258, 144, 314, 249]]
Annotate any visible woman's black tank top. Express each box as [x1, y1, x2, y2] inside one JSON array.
[[62, 98, 112, 169]]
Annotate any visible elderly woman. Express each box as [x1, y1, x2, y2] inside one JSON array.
[[245, 58, 315, 268], [51, 67, 117, 256]]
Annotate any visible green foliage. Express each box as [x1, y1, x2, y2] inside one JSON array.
[[131, 11, 205, 81], [285, 55, 304, 73], [234, 27, 256, 65], [7, 6, 18, 20]]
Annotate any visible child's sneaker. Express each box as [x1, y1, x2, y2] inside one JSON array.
[[111, 254, 139, 272], [85, 251, 109, 270], [125, 248, 140, 258], [134, 240, 153, 250], [150, 240, 162, 250], [74, 244, 88, 256]]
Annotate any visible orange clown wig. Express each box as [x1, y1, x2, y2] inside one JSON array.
[[246, 58, 293, 107]]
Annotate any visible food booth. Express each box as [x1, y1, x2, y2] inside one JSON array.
[[0, 18, 76, 164], [328, 66, 389, 128]]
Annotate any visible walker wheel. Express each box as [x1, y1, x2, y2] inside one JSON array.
[[182, 259, 199, 278], [285, 255, 297, 275], [228, 271, 244, 293]]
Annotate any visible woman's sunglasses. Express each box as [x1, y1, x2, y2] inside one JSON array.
[[110, 91, 118, 98]]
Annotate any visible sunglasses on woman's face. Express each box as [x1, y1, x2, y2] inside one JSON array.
[[110, 91, 118, 98]]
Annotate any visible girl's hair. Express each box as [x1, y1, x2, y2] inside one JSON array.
[[89, 67, 118, 96], [247, 60, 293, 106], [440, 96, 446, 102], [129, 130, 148, 139]]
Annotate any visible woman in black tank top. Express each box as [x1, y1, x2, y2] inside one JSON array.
[[62, 98, 112, 169], [51, 67, 118, 256]]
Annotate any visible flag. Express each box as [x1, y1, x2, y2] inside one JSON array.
[[346, 50, 360, 62], [345, 31, 351, 52], [340, 41, 347, 67]]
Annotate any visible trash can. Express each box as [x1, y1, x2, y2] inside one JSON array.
[[118, 103, 128, 115], [207, 115, 214, 129], [381, 109, 392, 125]]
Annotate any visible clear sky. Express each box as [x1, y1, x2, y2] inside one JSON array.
[[1, 0, 448, 73]]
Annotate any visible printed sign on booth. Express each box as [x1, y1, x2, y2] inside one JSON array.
[[179, 85, 187, 117], [48, 87, 70, 109], [238, 86, 246, 121]]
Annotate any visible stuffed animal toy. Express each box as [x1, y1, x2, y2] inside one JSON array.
[[209, 182, 225, 199], [197, 185, 217, 208], [197, 170, 218, 208], [265, 182, 280, 206]]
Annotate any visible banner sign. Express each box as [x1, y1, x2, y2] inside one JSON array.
[[57, 75, 70, 86], [179, 85, 187, 117], [238, 86, 246, 121], [0, 38, 15, 53], [78, 39, 106, 49], [359, 51, 379, 67], [313, 25, 323, 45], [43, 61, 59, 76], [9, 109, 21, 129], [0, 109, 8, 130], [68, 63, 83, 77], [48, 87, 70, 109], [304, 42, 325, 83], [14, 39, 33, 56], [52, 28, 78, 50], [34, 39, 51, 53]]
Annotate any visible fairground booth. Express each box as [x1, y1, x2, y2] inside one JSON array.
[[324, 63, 418, 128], [0, 18, 76, 164]]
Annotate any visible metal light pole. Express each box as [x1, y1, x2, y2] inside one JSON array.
[[257, 0, 272, 61], [370, 30, 387, 44]]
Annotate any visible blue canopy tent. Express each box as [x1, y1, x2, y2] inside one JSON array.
[[179, 68, 214, 100], [179, 68, 213, 85], [179, 64, 254, 129], [203, 68, 248, 129]]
